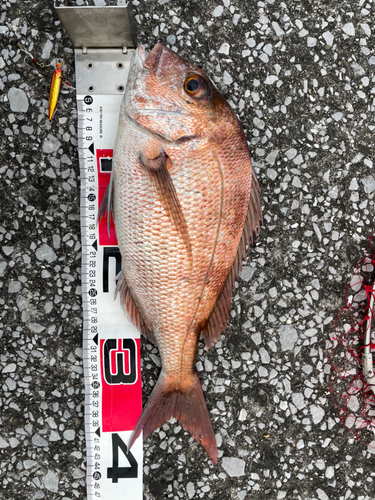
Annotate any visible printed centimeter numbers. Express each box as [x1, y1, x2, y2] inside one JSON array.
[[77, 97, 97, 188], [77, 92, 143, 499], [78, 96, 103, 497]]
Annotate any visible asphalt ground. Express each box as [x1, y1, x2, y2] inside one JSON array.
[[1, 0, 375, 499]]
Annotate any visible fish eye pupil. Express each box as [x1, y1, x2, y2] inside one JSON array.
[[187, 78, 199, 92]]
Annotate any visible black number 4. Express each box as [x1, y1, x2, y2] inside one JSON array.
[[107, 433, 138, 482]]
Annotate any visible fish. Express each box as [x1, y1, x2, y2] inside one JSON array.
[[99, 43, 262, 464], [48, 62, 62, 121]]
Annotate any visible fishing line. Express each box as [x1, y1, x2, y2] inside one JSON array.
[[328, 232, 375, 449]]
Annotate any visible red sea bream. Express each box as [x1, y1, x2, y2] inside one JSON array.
[[100, 43, 262, 464]]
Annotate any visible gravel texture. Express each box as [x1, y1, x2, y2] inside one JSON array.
[[1, 0, 375, 499]]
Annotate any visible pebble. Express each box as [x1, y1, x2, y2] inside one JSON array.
[[42, 470, 59, 493], [292, 393, 305, 410], [222, 457, 246, 477], [223, 71, 233, 85], [32, 435, 48, 447], [325, 466, 334, 479], [361, 176, 375, 194], [8, 88, 28, 112], [218, 43, 230, 55], [42, 134, 61, 154], [310, 405, 325, 424], [307, 37, 317, 47], [316, 489, 329, 500], [240, 266, 255, 282], [41, 40, 53, 59], [323, 31, 334, 46], [265, 75, 278, 84], [265, 150, 279, 165], [278, 325, 298, 351], [212, 6, 223, 17], [5, 378, 16, 390], [63, 430, 76, 441], [332, 112, 343, 121], [0, 437, 9, 448], [272, 21, 284, 36], [8, 280, 21, 293], [0, 261, 6, 276], [259, 347, 270, 364], [166, 34, 176, 45], [186, 482, 195, 499], [342, 23, 355, 36], [72, 467, 85, 479], [266, 168, 277, 180], [24, 460, 37, 469], [49, 431, 61, 442], [239, 409, 247, 421], [35, 243, 57, 263], [2, 363, 16, 373]]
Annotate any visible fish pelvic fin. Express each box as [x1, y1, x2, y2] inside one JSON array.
[[128, 369, 218, 465], [139, 151, 193, 270], [203, 168, 262, 350], [98, 166, 115, 237], [115, 271, 156, 345]]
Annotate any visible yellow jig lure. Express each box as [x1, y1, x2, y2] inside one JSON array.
[[49, 62, 62, 121]]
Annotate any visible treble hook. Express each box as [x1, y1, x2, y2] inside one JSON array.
[[17, 42, 45, 69]]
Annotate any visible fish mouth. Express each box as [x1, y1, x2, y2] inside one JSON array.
[[142, 43, 164, 71], [135, 44, 164, 71], [137, 44, 148, 64]]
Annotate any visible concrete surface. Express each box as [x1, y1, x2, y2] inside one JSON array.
[[1, 0, 375, 499]]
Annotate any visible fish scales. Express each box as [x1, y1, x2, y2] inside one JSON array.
[[102, 43, 262, 463]]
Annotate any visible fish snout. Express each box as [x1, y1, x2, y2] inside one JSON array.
[[137, 44, 147, 64], [142, 43, 164, 72]]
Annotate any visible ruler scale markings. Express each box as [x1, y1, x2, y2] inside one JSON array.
[[56, 5, 143, 499]]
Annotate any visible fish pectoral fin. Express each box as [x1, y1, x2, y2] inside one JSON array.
[[139, 151, 193, 267], [115, 271, 156, 345], [128, 369, 218, 465], [203, 169, 263, 350], [98, 165, 115, 237]]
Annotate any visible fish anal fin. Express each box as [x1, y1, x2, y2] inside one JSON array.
[[203, 169, 262, 350], [128, 369, 218, 465], [116, 271, 156, 345], [139, 151, 193, 268], [98, 168, 115, 237]]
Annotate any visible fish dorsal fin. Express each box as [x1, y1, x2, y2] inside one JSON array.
[[139, 151, 193, 268], [202, 170, 262, 350], [115, 271, 157, 345], [98, 165, 115, 236]]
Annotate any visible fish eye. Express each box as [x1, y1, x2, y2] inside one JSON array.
[[183, 74, 209, 99]]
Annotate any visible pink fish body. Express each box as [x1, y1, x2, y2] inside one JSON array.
[[100, 44, 262, 463]]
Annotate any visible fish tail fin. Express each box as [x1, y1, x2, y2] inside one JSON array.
[[128, 369, 218, 464]]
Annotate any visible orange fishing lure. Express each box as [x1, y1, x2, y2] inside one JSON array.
[[49, 62, 62, 121]]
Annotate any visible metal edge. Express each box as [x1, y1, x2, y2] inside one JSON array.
[[125, 3, 138, 48], [54, 4, 137, 49]]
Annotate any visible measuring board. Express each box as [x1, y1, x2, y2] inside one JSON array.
[[56, 6, 143, 499]]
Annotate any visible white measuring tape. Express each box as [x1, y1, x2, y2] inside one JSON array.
[[78, 91, 143, 499], [56, 6, 143, 499]]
